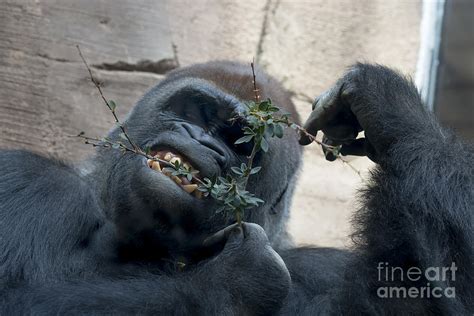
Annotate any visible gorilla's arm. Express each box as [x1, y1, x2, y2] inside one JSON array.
[[3, 272, 232, 315], [0, 152, 289, 315], [3, 224, 290, 315], [295, 64, 474, 314], [342, 116, 473, 314], [0, 150, 105, 282]]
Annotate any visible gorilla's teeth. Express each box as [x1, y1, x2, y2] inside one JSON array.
[[151, 161, 162, 172], [170, 157, 181, 165], [182, 184, 198, 193], [171, 175, 182, 184], [147, 159, 154, 168], [164, 152, 173, 161], [148, 151, 201, 188], [194, 190, 203, 199]]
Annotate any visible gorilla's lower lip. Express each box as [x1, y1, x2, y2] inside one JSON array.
[[145, 149, 204, 199]]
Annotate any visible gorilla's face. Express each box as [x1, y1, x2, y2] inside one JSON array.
[[95, 61, 301, 259]]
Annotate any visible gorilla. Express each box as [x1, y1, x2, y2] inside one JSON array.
[[0, 61, 472, 315]]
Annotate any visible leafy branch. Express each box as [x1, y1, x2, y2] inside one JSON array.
[[196, 62, 363, 226], [74, 46, 362, 228], [76, 45, 137, 152]]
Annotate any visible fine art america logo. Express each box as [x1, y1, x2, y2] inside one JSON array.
[[377, 262, 457, 299]]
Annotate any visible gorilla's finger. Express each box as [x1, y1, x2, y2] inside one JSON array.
[[340, 138, 378, 163], [341, 137, 378, 162], [202, 223, 240, 248], [340, 137, 379, 162], [225, 225, 244, 248], [241, 223, 269, 244], [340, 138, 368, 157], [322, 136, 342, 162], [321, 124, 359, 143], [298, 109, 321, 145], [299, 88, 340, 145]]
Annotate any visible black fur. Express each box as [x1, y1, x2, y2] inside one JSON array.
[[0, 62, 472, 315]]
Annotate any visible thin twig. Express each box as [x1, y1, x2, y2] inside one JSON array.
[[338, 156, 363, 179], [250, 60, 260, 103], [172, 42, 180, 68], [72, 133, 206, 186], [76, 45, 138, 152], [295, 125, 364, 180]]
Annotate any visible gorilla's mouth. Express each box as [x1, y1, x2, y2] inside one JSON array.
[[146, 149, 204, 199]]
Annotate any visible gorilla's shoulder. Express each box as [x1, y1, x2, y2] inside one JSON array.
[[0, 150, 89, 200], [281, 247, 352, 269]]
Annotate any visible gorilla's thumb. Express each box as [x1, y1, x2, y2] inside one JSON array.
[[202, 223, 242, 248], [226, 226, 244, 247]]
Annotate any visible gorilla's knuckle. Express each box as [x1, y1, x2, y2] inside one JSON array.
[[347, 63, 401, 85], [243, 223, 268, 242], [244, 222, 264, 233]]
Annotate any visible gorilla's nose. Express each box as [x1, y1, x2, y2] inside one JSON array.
[[180, 123, 228, 169]]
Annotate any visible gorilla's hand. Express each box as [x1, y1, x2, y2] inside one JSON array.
[[203, 223, 291, 315], [299, 63, 427, 162]]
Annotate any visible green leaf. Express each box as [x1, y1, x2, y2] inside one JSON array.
[[250, 166, 261, 174], [243, 127, 255, 135], [260, 137, 269, 152], [265, 124, 274, 138], [231, 167, 243, 175], [112, 143, 120, 149], [245, 101, 256, 109], [273, 124, 284, 138], [109, 100, 117, 111], [235, 135, 254, 144], [218, 176, 230, 185]]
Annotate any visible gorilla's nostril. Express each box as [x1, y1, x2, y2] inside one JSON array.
[[181, 123, 228, 168], [199, 137, 226, 157], [181, 123, 199, 140], [201, 140, 227, 167]]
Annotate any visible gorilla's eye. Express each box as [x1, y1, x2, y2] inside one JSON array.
[[167, 93, 215, 129], [223, 120, 254, 156], [166, 88, 253, 156], [182, 100, 207, 127]]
